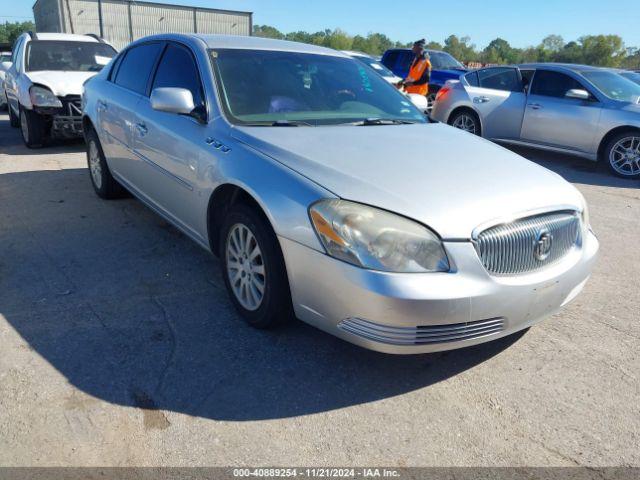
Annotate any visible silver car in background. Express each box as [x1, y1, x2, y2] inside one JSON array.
[[431, 64, 640, 178], [82, 35, 598, 354]]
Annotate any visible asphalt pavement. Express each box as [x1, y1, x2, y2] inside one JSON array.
[[0, 113, 638, 467]]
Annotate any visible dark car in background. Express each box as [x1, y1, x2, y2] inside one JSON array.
[[381, 48, 467, 105]]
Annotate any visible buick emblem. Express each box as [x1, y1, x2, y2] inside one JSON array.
[[534, 229, 553, 261]]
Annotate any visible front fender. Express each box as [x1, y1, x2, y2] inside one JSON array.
[[202, 125, 336, 252]]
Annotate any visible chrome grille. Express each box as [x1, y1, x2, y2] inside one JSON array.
[[474, 211, 581, 275], [339, 317, 504, 346]]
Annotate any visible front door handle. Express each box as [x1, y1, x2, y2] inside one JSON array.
[[135, 123, 148, 136], [528, 103, 542, 110], [473, 96, 490, 104], [97, 100, 108, 112]]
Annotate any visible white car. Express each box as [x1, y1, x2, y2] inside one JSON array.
[[3, 32, 116, 148], [342, 51, 429, 112], [342, 50, 403, 85], [0, 51, 11, 109]]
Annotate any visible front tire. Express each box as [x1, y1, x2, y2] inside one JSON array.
[[220, 203, 293, 329], [603, 131, 640, 179], [85, 127, 126, 199], [449, 110, 481, 136], [8, 101, 20, 128], [20, 106, 49, 148]]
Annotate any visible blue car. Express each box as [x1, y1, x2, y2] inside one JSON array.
[[381, 48, 467, 103]]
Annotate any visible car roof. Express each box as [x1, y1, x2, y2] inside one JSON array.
[[518, 62, 606, 73], [341, 50, 373, 58], [26, 32, 102, 43], [190, 34, 346, 57]]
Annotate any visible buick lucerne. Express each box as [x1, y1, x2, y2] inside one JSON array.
[[82, 35, 599, 354]]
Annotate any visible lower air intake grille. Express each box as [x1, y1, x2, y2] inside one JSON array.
[[338, 317, 505, 346]]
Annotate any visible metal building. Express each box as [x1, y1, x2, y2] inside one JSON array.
[[33, 0, 253, 50]]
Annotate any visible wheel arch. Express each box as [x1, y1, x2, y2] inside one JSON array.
[[206, 183, 273, 257], [597, 125, 640, 161], [447, 106, 483, 136]]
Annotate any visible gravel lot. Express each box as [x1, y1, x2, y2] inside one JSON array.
[[0, 112, 638, 467]]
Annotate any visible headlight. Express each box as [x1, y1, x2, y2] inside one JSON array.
[[29, 85, 62, 108], [309, 199, 450, 273]]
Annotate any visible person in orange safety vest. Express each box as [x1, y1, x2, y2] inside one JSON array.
[[398, 39, 432, 96]]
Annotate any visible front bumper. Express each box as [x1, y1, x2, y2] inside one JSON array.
[[34, 95, 83, 138], [280, 230, 599, 354]]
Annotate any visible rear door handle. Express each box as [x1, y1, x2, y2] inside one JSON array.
[[528, 103, 542, 110], [473, 96, 490, 104], [135, 122, 148, 136]]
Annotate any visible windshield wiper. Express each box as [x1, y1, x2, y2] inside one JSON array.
[[241, 120, 314, 127], [345, 118, 419, 126]]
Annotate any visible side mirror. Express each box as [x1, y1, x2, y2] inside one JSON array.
[[0, 61, 12, 71], [150, 87, 196, 116], [407, 93, 429, 112], [565, 89, 590, 100]]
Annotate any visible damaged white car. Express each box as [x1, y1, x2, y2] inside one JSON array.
[[3, 32, 116, 148]]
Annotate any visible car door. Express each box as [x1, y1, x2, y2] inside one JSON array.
[[131, 42, 209, 236], [98, 42, 164, 181], [520, 69, 602, 153], [464, 67, 527, 139]]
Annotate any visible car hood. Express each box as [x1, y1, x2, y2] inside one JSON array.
[[232, 123, 584, 239], [25, 71, 97, 97]]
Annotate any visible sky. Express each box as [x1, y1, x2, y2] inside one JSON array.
[[2, 0, 640, 49]]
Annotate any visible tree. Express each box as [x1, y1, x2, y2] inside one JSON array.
[[443, 35, 477, 63], [252, 25, 284, 39], [541, 34, 565, 53], [483, 38, 519, 64], [322, 29, 352, 51], [249, 25, 640, 68], [0, 21, 35, 44]]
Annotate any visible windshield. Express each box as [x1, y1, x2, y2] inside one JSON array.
[[428, 51, 464, 70], [620, 71, 640, 86], [581, 70, 640, 103], [353, 55, 397, 79], [26, 41, 116, 72], [210, 49, 426, 126]]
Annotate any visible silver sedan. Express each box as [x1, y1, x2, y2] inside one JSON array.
[[431, 63, 640, 178], [82, 35, 598, 354]]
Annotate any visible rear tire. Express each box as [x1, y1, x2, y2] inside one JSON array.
[[220, 203, 293, 329], [8, 101, 19, 128], [85, 127, 127, 199], [603, 131, 640, 179], [20, 106, 49, 148], [449, 109, 481, 136]]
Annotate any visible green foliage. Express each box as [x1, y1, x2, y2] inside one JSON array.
[[0, 21, 35, 45], [252, 24, 638, 68]]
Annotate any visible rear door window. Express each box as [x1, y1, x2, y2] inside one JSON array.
[[114, 42, 164, 95], [478, 67, 521, 92]]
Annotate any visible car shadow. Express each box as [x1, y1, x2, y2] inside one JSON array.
[[0, 167, 523, 422], [504, 144, 639, 189]]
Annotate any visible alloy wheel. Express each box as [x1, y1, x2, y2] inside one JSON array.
[[88, 140, 103, 189], [226, 223, 266, 311], [609, 136, 640, 177], [452, 114, 477, 134]]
